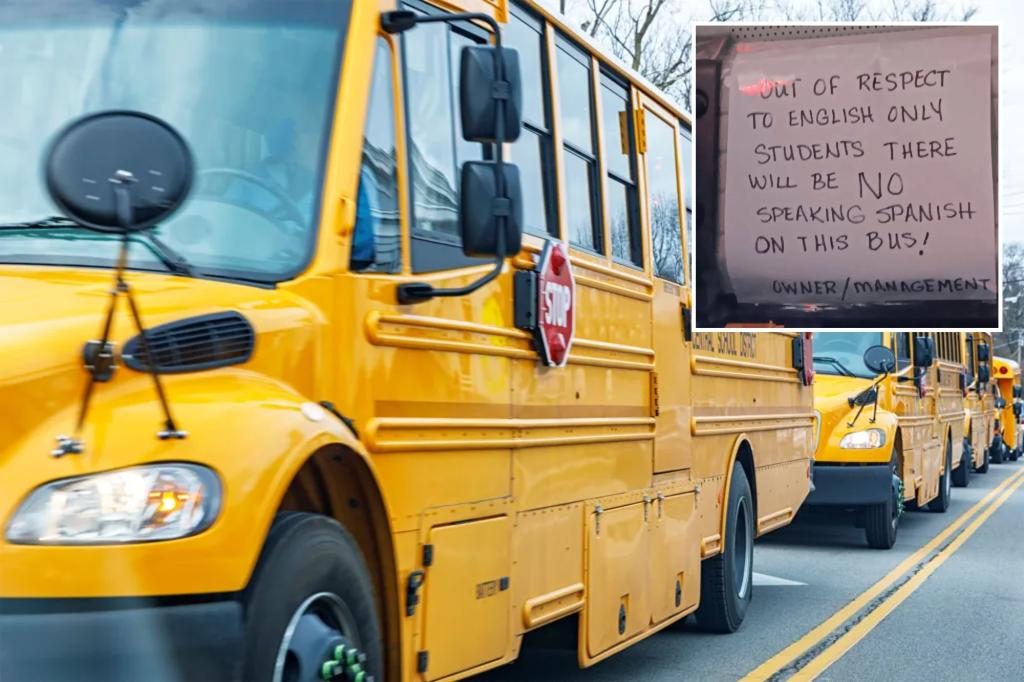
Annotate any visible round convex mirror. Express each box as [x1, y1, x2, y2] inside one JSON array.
[[44, 111, 194, 233], [863, 345, 896, 375]]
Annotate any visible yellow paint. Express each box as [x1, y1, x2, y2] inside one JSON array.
[[963, 332, 997, 467], [993, 356, 1021, 454], [792, 469, 1024, 681], [0, 1, 814, 680], [740, 465, 1024, 681]]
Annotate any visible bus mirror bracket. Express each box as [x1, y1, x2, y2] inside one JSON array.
[[382, 10, 525, 305]]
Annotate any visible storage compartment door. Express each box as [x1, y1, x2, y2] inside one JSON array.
[[422, 516, 511, 680], [648, 491, 700, 624], [585, 502, 650, 657]]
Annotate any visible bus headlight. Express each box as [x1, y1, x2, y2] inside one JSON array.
[[839, 429, 886, 449], [6, 464, 221, 545]]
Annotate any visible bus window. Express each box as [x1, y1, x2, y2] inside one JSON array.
[[599, 74, 640, 267], [966, 334, 976, 380], [402, 10, 486, 272], [555, 36, 601, 253], [352, 39, 400, 273], [895, 332, 911, 370], [505, 4, 557, 237], [646, 112, 683, 284], [680, 124, 693, 259]]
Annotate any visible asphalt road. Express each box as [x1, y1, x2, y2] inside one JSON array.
[[476, 460, 1024, 681]]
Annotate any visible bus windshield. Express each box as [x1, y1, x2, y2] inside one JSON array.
[[812, 332, 884, 379], [0, 0, 348, 283]]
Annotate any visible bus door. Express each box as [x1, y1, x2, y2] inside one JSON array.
[[639, 93, 692, 475], [349, 15, 518, 679]]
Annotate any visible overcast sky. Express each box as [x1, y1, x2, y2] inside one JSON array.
[[972, 0, 1024, 244]]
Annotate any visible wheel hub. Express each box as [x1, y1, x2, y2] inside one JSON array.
[[275, 592, 372, 682]]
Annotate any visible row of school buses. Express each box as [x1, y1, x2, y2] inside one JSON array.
[[808, 331, 1020, 549]]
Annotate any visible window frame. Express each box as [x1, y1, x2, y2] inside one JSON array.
[[642, 102, 686, 285], [895, 332, 912, 371], [598, 69, 642, 269], [554, 32, 603, 256], [399, 0, 491, 273], [350, 35, 403, 274], [508, 1, 559, 239], [679, 121, 693, 272]]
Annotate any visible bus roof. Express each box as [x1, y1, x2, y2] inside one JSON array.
[[994, 356, 1020, 376]]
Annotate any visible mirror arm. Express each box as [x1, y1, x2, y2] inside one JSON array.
[[397, 234, 507, 305], [384, 10, 512, 306]]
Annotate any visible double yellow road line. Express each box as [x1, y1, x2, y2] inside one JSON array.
[[742, 466, 1024, 682]]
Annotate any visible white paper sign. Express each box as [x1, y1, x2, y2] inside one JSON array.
[[722, 31, 995, 305]]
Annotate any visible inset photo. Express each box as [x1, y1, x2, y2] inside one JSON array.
[[693, 24, 998, 329]]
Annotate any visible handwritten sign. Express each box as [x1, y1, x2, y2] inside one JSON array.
[[722, 30, 995, 305]]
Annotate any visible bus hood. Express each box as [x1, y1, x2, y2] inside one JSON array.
[[0, 265, 323, 459], [814, 373, 879, 458]]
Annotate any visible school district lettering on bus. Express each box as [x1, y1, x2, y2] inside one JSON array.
[[720, 29, 995, 306]]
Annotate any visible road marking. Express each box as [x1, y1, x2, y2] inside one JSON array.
[[740, 466, 1024, 681], [753, 572, 807, 587], [792, 470, 1024, 680]]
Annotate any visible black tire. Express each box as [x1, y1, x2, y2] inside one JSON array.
[[976, 446, 990, 474], [952, 438, 971, 488], [928, 439, 952, 513], [865, 456, 900, 549], [696, 462, 754, 633], [992, 438, 1005, 464], [242, 512, 382, 682]]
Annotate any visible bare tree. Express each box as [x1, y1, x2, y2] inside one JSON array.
[[996, 243, 1024, 363], [561, 0, 978, 112], [568, 0, 694, 106]]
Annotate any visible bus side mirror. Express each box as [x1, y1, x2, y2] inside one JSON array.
[[457, 45, 525, 258], [460, 161, 523, 257], [863, 345, 896, 375], [1014, 402, 1022, 418], [1015, 385, 1022, 399], [979, 363, 991, 385], [913, 336, 934, 368], [997, 396, 1007, 409], [460, 46, 522, 144], [977, 343, 991, 362]]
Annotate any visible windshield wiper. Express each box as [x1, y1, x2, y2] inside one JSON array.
[[813, 355, 856, 377], [0, 216, 196, 277]]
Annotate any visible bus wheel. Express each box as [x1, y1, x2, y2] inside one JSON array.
[[928, 440, 952, 513], [976, 447, 990, 474], [696, 462, 753, 633], [992, 440, 1005, 464], [865, 458, 901, 549], [952, 439, 971, 488], [243, 512, 382, 682]]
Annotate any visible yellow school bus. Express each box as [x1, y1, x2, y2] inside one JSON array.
[[924, 333, 970, 488], [0, 1, 815, 679], [963, 332, 996, 472], [807, 332, 951, 549], [993, 356, 1021, 462]]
